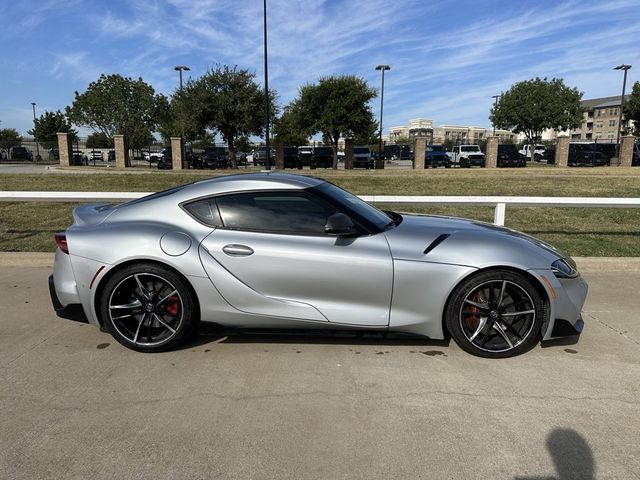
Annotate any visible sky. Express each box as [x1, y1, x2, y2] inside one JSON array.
[[1, 0, 640, 137]]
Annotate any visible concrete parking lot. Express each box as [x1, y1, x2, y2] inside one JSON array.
[[1, 256, 639, 479]]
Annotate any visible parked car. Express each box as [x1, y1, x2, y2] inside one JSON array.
[[108, 150, 116, 162], [144, 150, 164, 163], [449, 145, 485, 168], [425, 145, 451, 168], [298, 146, 314, 167], [253, 147, 275, 166], [496, 144, 526, 168], [198, 147, 228, 169], [519, 144, 546, 161], [567, 144, 608, 167], [283, 147, 300, 168], [313, 146, 334, 168], [591, 143, 616, 166], [353, 146, 372, 168], [89, 151, 104, 163], [48, 148, 60, 162], [634, 143, 640, 166], [10, 146, 33, 161], [157, 147, 173, 169], [543, 147, 556, 164], [72, 150, 88, 166], [49, 173, 588, 358]]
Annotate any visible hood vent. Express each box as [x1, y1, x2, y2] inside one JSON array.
[[423, 233, 450, 255]]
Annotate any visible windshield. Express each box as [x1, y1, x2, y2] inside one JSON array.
[[314, 182, 393, 232], [428, 145, 445, 152], [315, 147, 333, 155], [460, 146, 480, 152], [353, 148, 369, 154], [498, 145, 518, 153]]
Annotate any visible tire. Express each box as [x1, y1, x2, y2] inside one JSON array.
[[445, 269, 544, 358], [99, 263, 198, 352]]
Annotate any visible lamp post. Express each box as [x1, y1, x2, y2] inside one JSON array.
[[174, 65, 190, 167], [263, 0, 271, 170], [375, 64, 390, 167], [613, 64, 631, 161], [491, 95, 500, 136], [31, 102, 40, 161]]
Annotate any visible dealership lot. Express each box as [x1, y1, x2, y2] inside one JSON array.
[[1, 258, 639, 479]]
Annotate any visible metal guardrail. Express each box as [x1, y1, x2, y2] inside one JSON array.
[[1, 191, 640, 226]]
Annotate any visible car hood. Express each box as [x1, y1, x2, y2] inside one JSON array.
[[383, 213, 568, 269]]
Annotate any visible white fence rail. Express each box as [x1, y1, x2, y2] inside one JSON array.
[[1, 191, 640, 226]]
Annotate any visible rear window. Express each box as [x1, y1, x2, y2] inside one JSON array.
[[315, 147, 333, 155], [353, 148, 370, 154]]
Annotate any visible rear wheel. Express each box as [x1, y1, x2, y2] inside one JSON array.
[[445, 270, 544, 358], [100, 263, 197, 352]]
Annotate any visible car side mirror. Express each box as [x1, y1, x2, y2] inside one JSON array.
[[324, 213, 359, 236]]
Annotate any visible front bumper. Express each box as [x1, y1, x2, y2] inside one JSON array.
[[49, 275, 88, 323]]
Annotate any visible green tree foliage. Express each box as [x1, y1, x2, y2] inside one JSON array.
[[176, 65, 276, 168], [86, 132, 113, 149], [623, 81, 640, 135], [66, 74, 168, 149], [27, 110, 76, 149], [490, 77, 583, 147], [288, 75, 377, 168], [0, 128, 22, 158], [234, 136, 252, 153], [273, 104, 309, 146]]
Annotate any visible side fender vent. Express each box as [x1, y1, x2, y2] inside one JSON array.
[[423, 234, 450, 255]]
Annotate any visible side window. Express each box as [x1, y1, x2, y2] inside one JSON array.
[[183, 198, 223, 227], [216, 191, 339, 235]]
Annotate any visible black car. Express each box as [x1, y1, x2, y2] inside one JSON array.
[[157, 147, 173, 169], [297, 146, 314, 167], [313, 146, 334, 168], [591, 143, 616, 166], [568, 144, 608, 167], [48, 148, 60, 161], [425, 145, 451, 168], [496, 144, 526, 167], [72, 150, 87, 166], [284, 147, 300, 168], [543, 147, 556, 164], [10, 146, 32, 160], [108, 150, 116, 162], [198, 146, 228, 169]]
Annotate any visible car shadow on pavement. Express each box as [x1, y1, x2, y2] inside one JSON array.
[[177, 323, 450, 350], [514, 428, 594, 480]]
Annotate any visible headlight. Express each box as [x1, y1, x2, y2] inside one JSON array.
[[551, 259, 578, 278]]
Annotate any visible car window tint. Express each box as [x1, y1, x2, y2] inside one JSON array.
[[216, 191, 338, 234], [184, 198, 223, 226]]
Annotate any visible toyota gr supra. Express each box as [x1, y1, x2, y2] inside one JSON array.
[[49, 173, 588, 358]]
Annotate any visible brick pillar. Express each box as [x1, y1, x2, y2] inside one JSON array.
[[485, 136, 498, 168], [414, 136, 427, 169], [275, 141, 284, 169], [555, 136, 569, 167], [619, 135, 635, 167], [114, 134, 129, 168], [56, 132, 72, 167], [170, 137, 183, 170], [344, 138, 354, 170]]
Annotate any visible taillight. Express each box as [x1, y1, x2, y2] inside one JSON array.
[[55, 232, 69, 254]]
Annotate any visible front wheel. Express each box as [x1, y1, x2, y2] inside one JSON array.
[[100, 263, 197, 352], [445, 270, 544, 358]]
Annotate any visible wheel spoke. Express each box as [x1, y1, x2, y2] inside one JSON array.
[[156, 289, 178, 306], [134, 274, 152, 300], [153, 313, 176, 334], [501, 309, 535, 317], [492, 322, 514, 349], [464, 299, 489, 310], [110, 299, 142, 310], [132, 313, 147, 345], [469, 316, 488, 341], [497, 281, 507, 308]]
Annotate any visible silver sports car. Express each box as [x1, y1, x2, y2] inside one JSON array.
[[49, 173, 588, 358]]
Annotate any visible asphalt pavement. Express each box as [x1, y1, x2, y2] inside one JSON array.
[[1, 256, 639, 479]]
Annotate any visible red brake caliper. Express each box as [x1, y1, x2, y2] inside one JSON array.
[[464, 292, 482, 330], [165, 296, 180, 317]]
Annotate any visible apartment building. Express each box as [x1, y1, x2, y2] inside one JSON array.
[[386, 118, 516, 144]]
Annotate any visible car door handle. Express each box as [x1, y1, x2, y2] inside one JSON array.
[[222, 244, 254, 257]]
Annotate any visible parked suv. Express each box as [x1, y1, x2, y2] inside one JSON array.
[[497, 144, 526, 167], [425, 145, 451, 168], [198, 146, 228, 169], [298, 146, 314, 167], [284, 147, 300, 168], [10, 146, 33, 160], [157, 147, 173, 169], [353, 146, 372, 168], [253, 147, 275, 166], [313, 146, 334, 168], [567, 144, 608, 167]]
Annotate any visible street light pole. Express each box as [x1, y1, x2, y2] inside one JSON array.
[[491, 95, 500, 136], [263, 0, 271, 170], [174, 65, 190, 167], [613, 64, 631, 162], [31, 102, 40, 161], [375, 64, 390, 167]]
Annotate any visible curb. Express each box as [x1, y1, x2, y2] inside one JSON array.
[[2, 252, 640, 272]]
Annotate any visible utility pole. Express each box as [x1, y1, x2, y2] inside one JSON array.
[[613, 64, 631, 162], [375, 64, 390, 167], [31, 102, 40, 161], [174, 65, 190, 167], [263, 0, 271, 170]]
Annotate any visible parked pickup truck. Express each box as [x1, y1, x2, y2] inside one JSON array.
[[519, 144, 546, 161], [449, 145, 485, 167]]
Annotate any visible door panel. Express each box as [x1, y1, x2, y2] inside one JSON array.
[[200, 229, 393, 326]]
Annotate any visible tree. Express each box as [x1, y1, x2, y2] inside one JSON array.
[[272, 105, 309, 146], [66, 74, 168, 149], [28, 110, 77, 149], [177, 65, 276, 168], [0, 128, 22, 159], [490, 77, 583, 157], [289, 75, 377, 168], [86, 132, 113, 149], [623, 81, 640, 135]]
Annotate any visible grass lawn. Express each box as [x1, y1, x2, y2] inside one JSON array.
[[1, 166, 639, 255]]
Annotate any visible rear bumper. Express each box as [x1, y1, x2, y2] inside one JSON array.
[[49, 274, 88, 323]]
